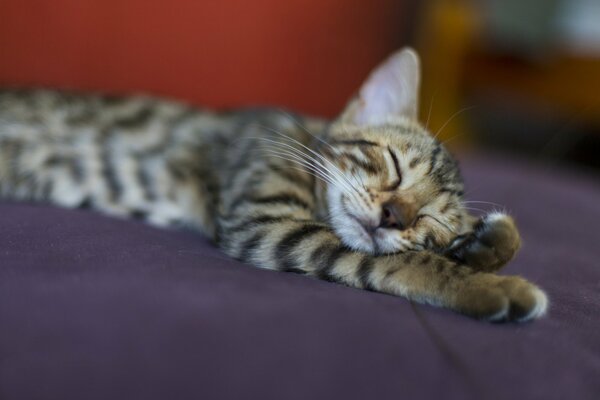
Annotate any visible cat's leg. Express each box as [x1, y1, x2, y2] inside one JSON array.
[[219, 216, 546, 322], [444, 212, 521, 273]]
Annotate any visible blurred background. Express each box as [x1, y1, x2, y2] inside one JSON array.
[[1, 0, 599, 174]]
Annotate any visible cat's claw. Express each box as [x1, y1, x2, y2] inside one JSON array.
[[447, 212, 521, 272]]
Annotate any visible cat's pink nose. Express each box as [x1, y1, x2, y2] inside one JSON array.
[[380, 201, 416, 230]]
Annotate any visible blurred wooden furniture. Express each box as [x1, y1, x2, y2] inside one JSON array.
[[416, 0, 479, 146], [465, 54, 600, 124], [416, 0, 600, 146]]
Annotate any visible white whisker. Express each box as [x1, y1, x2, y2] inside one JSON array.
[[256, 125, 361, 194], [433, 106, 476, 140], [462, 200, 503, 207], [257, 148, 340, 188], [251, 140, 356, 194], [253, 139, 356, 195], [425, 91, 436, 130], [421, 214, 457, 235], [276, 109, 335, 152]]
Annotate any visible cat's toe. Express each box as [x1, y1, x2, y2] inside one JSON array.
[[519, 286, 548, 321], [467, 287, 510, 321], [463, 242, 499, 271], [500, 278, 548, 322], [458, 275, 548, 322], [488, 276, 548, 322], [465, 213, 521, 272]]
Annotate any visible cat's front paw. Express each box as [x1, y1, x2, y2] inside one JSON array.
[[457, 274, 548, 322], [447, 213, 521, 272]]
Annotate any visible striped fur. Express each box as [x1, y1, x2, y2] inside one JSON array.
[[0, 59, 547, 322]]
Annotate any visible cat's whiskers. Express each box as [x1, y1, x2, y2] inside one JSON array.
[[271, 134, 361, 194], [347, 168, 368, 193], [343, 192, 370, 217], [432, 106, 476, 140], [462, 206, 488, 214], [265, 154, 338, 188], [257, 148, 341, 189], [256, 125, 361, 194], [425, 91, 436, 131], [252, 141, 355, 194], [419, 214, 457, 235], [276, 109, 336, 153], [254, 139, 356, 195], [462, 200, 503, 207], [284, 166, 340, 190], [254, 146, 341, 188], [252, 135, 349, 188]]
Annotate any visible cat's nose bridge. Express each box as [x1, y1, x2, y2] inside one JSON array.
[[379, 196, 419, 230]]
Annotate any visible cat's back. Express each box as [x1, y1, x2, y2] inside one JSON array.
[[0, 88, 325, 145], [0, 88, 211, 140], [0, 88, 327, 237], [0, 89, 242, 233]]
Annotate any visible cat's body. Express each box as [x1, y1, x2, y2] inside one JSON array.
[[0, 89, 321, 239], [0, 49, 547, 321]]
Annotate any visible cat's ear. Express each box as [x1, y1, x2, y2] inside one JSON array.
[[342, 48, 420, 126]]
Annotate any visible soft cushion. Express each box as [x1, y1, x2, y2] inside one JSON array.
[[1, 154, 599, 399]]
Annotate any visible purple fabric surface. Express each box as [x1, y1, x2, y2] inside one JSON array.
[[1, 154, 599, 400]]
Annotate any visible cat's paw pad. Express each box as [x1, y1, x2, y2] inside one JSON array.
[[451, 213, 521, 272], [460, 275, 548, 322]]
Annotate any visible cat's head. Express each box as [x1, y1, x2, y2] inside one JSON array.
[[319, 48, 466, 254]]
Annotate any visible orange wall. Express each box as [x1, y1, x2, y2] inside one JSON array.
[[0, 1, 409, 117]]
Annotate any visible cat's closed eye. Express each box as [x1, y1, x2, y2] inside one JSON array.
[[383, 147, 402, 191]]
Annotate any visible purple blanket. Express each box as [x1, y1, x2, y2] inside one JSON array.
[[1, 154, 599, 400]]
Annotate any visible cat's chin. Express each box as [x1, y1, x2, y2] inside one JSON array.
[[331, 212, 414, 255], [333, 217, 377, 254], [340, 227, 424, 256]]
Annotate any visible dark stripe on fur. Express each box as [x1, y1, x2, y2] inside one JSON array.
[[409, 157, 420, 169], [314, 244, 349, 282], [4, 140, 23, 186], [227, 215, 294, 233], [136, 162, 156, 201], [230, 193, 312, 213], [428, 145, 442, 175], [99, 149, 122, 201], [420, 254, 432, 265], [332, 139, 379, 147], [403, 251, 417, 264], [77, 197, 93, 210], [276, 224, 329, 271], [385, 251, 417, 278], [437, 273, 451, 292], [435, 259, 445, 273], [268, 163, 314, 191], [342, 153, 378, 174], [357, 256, 376, 290], [130, 209, 148, 220], [388, 147, 402, 184], [238, 231, 267, 262], [44, 156, 85, 184], [113, 105, 154, 128], [439, 187, 464, 197], [40, 180, 53, 199]]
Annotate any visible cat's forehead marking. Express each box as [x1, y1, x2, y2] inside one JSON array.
[[409, 157, 420, 169], [331, 139, 380, 147]]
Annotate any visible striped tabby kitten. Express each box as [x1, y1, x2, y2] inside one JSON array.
[[0, 48, 547, 321]]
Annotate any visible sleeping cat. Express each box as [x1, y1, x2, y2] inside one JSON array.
[[0, 48, 547, 321]]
